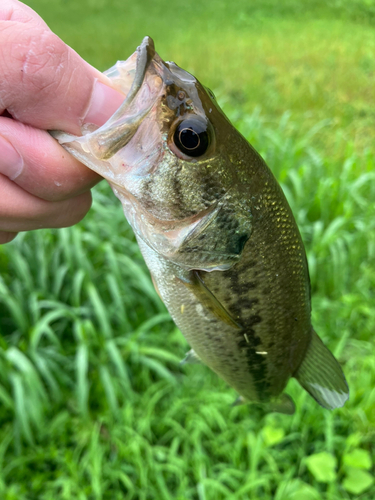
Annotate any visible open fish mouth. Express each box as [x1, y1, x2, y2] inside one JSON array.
[[70, 36, 203, 165], [52, 36, 204, 174], [51, 36, 164, 165]]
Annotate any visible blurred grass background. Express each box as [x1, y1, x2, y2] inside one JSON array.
[[0, 0, 374, 498]]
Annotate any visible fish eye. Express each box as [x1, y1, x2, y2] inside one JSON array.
[[172, 117, 211, 158]]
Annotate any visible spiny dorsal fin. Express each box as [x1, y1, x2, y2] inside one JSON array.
[[294, 329, 349, 409]]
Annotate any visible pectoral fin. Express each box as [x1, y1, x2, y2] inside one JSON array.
[[294, 329, 349, 409], [178, 271, 241, 329]]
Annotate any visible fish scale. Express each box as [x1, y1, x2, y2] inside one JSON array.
[[138, 238, 260, 400], [52, 36, 349, 413]]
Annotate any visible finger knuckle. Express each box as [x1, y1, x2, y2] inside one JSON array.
[[0, 25, 69, 107], [20, 30, 67, 94]]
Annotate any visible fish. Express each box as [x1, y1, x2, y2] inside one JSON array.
[[52, 36, 349, 414]]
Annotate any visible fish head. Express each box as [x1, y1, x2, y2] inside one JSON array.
[[54, 37, 253, 270]]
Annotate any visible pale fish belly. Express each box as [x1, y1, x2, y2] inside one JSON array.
[[137, 238, 274, 402]]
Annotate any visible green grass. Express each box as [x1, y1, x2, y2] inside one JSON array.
[[26, 0, 375, 157], [0, 0, 374, 498]]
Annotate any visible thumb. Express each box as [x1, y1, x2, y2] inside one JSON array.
[[0, 1, 125, 134]]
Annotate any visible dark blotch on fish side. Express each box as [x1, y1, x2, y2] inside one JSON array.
[[235, 297, 259, 311], [236, 234, 250, 255], [237, 326, 270, 401], [248, 314, 262, 326], [228, 268, 269, 399]]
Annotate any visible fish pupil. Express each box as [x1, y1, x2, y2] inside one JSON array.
[[179, 128, 200, 150], [174, 117, 210, 157]]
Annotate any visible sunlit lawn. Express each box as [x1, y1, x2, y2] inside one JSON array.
[[0, 1, 374, 498]]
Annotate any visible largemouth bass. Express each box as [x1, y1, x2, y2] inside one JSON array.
[[53, 37, 349, 413]]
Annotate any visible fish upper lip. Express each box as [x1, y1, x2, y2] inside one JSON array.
[[105, 37, 156, 124]]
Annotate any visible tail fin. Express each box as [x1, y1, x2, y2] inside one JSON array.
[[294, 329, 349, 409]]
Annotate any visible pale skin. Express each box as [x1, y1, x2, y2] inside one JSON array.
[[0, 0, 125, 244]]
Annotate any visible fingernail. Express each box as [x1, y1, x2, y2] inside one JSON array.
[[84, 80, 125, 127], [0, 135, 24, 180]]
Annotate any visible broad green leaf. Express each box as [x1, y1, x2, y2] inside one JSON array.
[[276, 479, 321, 500], [343, 468, 374, 495], [305, 452, 337, 483], [345, 432, 362, 449], [343, 448, 372, 470], [262, 426, 285, 447]]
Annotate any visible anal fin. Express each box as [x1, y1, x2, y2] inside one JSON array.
[[294, 329, 349, 409], [180, 349, 201, 365], [232, 395, 245, 406], [266, 393, 295, 415]]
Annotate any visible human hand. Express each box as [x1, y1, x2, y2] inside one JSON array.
[[0, 0, 125, 244]]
